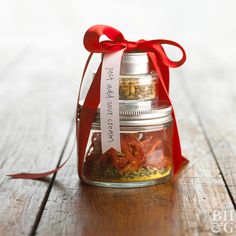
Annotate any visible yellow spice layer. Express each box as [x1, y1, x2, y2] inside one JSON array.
[[109, 167, 171, 182], [85, 166, 172, 183]]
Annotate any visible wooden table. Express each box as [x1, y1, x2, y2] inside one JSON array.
[[0, 2, 236, 234], [0, 43, 235, 236]]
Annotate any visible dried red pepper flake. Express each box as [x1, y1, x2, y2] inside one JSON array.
[[109, 148, 129, 171], [84, 131, 171, 177], [119, 161, 139, 175]]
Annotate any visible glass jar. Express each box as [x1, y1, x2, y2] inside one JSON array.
[[81, 101, 173, 188], [119, 52, 158, 101], [119, 73, 157, 100], [94, 53, 158, 102]]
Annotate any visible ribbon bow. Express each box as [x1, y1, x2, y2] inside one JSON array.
[[8, 25, 188, 180], [77, 25, 188, 181]]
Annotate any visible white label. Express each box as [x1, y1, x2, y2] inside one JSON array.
[[100, 50, 124, 153]]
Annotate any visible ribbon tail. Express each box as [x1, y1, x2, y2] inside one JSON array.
[[77, 64, 102, 181], [182, 156, 189, 163], [77, 53, 93, 102], [7, 157, 70, 179], [148, 52, 188, 174], [171, 112, 189, 173], [7, 135, 76, 179], [7, 54, 95, 180], [159, 63, 169, 93]]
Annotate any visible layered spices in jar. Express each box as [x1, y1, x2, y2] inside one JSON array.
[[81, 101, 173, 188], [119, 73, 157, 100]]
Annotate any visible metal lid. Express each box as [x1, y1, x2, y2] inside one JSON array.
[[120, 52, 150, 75], [78, 100, 172, 130]]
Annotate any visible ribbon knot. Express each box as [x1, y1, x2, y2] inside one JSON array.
[[125, 40, 138, 51]]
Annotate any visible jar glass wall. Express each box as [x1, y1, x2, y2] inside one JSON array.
[[119, 72, 158, 101], [82, 123, 173, 188]]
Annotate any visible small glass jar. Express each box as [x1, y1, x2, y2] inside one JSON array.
[[119, 52, 158, 101], [95, 53, 158, 102], [81, 101, 173, 188], [119, 73, 157, 100]]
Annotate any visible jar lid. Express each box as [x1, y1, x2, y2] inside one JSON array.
[[78, 100, 172, 130], [120, 52, 150, 75]]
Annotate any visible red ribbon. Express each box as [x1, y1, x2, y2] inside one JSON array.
[[8, 25, 188, 180]]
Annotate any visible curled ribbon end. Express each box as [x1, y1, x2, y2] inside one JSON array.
[[173, 156, 189, 174], [182, 156, 189, 163], [7, 173, 50, 179]]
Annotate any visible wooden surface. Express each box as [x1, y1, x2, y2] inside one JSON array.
[[0, 1, 236, 236], [0, 48, 235, 236]]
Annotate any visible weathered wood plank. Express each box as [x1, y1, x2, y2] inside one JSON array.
[[0, 48, 77, 236], [181, 48, 236, 205], [36, 59, 236, 235]]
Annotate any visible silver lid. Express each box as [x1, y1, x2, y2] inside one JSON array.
[[120, 52, 150, 75], [78, 100, 172, 131]]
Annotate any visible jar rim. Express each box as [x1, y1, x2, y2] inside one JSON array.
[[78, 100, 173, 129], [121, 52, 150, 75]]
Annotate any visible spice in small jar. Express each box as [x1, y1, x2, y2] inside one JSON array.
[[119, 74, 157, 100]]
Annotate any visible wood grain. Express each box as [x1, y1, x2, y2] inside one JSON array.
[[35, 49, 236, 236], [0, 48, 77, 235], [180, 48, 236, 205]]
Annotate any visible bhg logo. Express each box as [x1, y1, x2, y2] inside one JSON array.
[[211, 210, 234, 234]]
